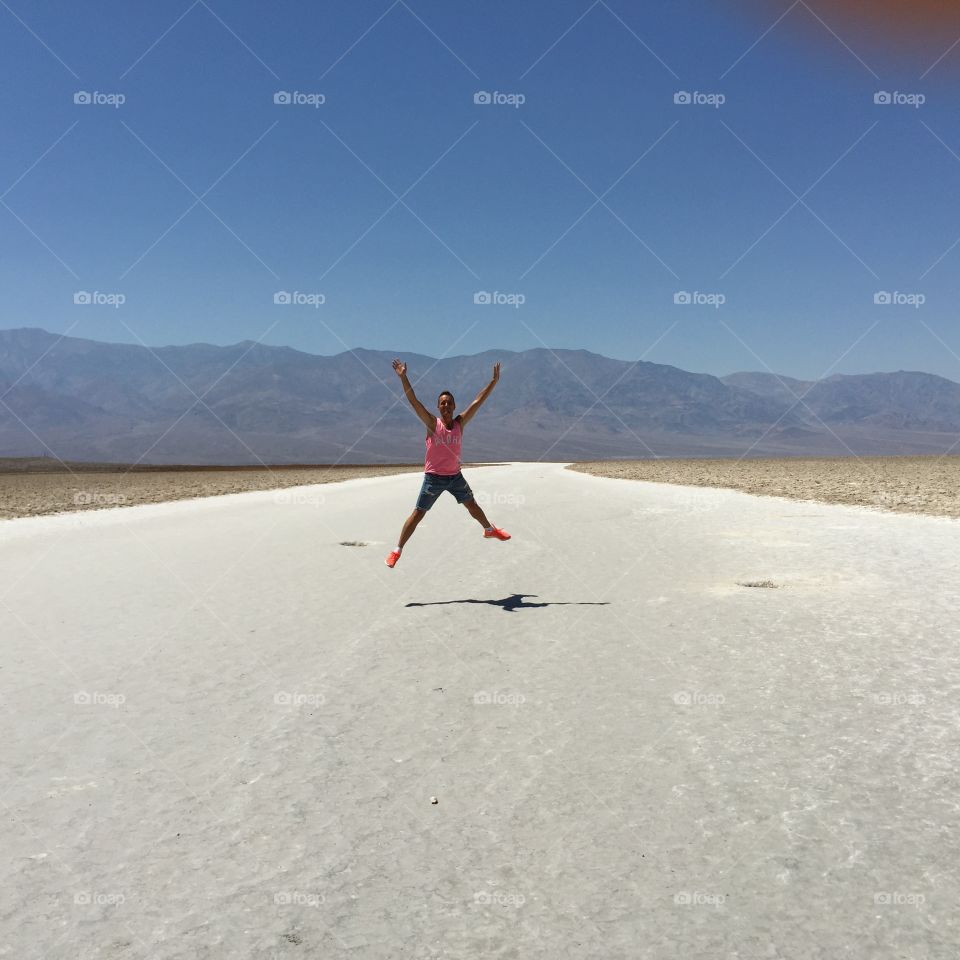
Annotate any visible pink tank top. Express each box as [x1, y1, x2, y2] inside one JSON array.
[[424, 417, 462, 475]]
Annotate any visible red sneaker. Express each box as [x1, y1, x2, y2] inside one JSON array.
[[385, 549, 401, 568], [483, 527, 511, 541]]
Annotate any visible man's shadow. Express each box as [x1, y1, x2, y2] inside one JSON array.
[[405, 593, 610, 613]]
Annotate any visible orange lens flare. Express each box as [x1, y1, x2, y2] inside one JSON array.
[[736, 0, 960, 62]]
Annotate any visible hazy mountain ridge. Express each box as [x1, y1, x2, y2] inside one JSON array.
[[723, 370, 960, 431], [1, 328, 958, 464]]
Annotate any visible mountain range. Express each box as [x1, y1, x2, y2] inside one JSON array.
[[1, 327, 958, 464]]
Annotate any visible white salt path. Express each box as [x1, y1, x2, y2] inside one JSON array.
[[2, 462, 959, 959]]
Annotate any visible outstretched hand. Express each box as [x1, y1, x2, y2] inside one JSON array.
[[392, 358, 407, 378], [491, 361, 501, 384]]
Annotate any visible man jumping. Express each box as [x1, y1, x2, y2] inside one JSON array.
[[385, 358, 511, 568]]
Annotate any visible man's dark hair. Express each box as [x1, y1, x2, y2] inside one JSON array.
[[437, 390, 455, 405]]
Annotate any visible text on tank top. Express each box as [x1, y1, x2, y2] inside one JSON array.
[[424, 416, 462, 475]]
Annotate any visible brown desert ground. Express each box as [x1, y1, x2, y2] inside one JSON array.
[[3, 456, 959, 521], [0, 458, 431, 520], [568, 455, 960, 519]]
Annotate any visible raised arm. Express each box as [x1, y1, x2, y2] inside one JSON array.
[[392, 359, 435, 431], [459, 361, 500, 427]]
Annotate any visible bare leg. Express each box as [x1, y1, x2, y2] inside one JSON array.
[[463, 498, 492, 528], [397, 508, 427, 550]]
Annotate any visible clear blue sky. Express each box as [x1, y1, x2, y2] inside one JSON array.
[[3, 0, 960, 380]]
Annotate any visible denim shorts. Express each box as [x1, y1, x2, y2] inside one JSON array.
[[416, 471, 475, 511]]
